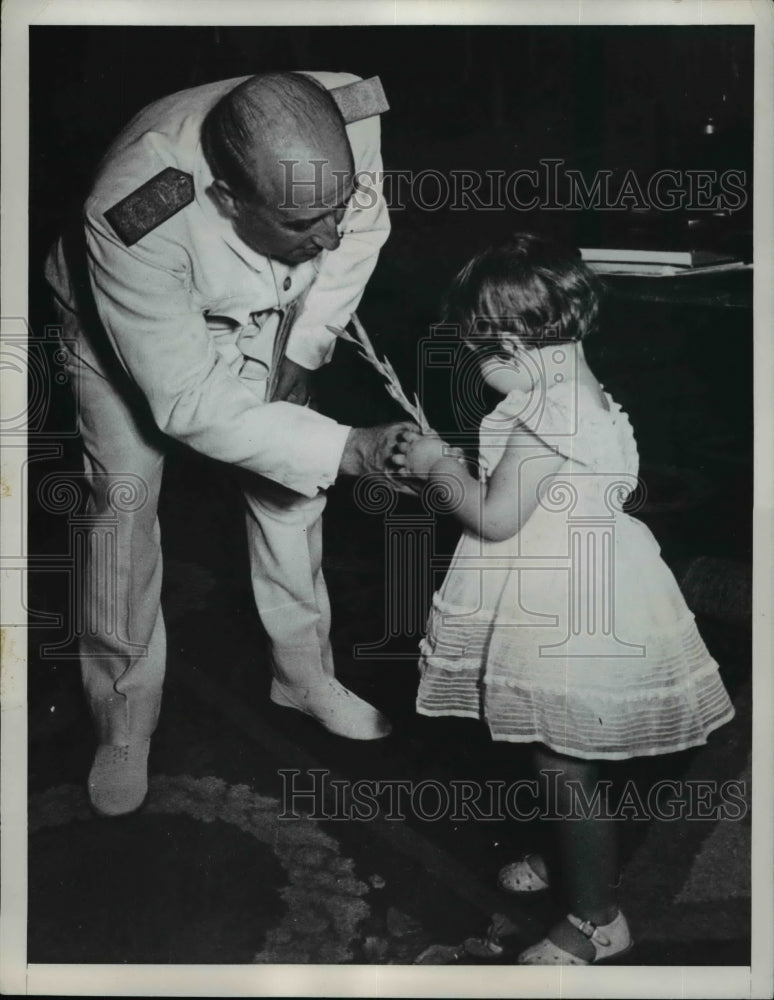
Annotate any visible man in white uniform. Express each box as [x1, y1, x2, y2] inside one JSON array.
[[45, 71, 411, 817]]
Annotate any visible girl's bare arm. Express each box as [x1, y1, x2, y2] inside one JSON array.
[[409, 425, 569, 542]]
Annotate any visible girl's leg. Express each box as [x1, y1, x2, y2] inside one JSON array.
[[533, 743, 620, 960]]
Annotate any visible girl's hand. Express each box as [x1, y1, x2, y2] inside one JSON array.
[[404, 430, 455, 477]]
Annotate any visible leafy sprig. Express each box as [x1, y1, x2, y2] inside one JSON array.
[[327, 313, 431, 432]]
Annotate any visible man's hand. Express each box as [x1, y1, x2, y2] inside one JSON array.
[[273, 356, 316, 407], [339, 423, 419, 477]]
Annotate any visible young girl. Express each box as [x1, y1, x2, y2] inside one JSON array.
[[403, 233, 735, 965]]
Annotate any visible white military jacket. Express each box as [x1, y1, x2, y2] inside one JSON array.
[[46, 72, 390, 498]]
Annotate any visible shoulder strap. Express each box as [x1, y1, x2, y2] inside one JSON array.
[[329, 76, 389, 123], [103, 166, 194, 247]]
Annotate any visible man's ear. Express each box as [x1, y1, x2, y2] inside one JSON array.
[[210, 178, 239, 219]]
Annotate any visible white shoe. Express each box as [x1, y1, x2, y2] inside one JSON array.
[[88, 740, 151, 817], [270, 677, 392, 740], [518, 910, 633, 965], [498, 853, 550, 894]]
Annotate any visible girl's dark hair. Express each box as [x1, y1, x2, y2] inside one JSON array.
[[443, 233, 602, 348]]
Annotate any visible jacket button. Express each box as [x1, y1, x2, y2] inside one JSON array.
[[283, 276, 292, 291]]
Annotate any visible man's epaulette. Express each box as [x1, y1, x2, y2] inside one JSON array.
[[330, 76, 389, 124], [103, 167, 194, 247]]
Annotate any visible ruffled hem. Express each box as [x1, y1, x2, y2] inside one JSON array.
[[481, 707, 736, 760], [416, 660, 735, 760], [483, 659, 727, 702], [416, 707, 481, 721]]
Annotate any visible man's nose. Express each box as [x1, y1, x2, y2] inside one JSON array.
[[311, 214, 341, 252]]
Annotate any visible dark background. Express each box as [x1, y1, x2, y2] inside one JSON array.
[[30, 25, 754, 299]]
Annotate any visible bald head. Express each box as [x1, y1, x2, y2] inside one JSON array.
[[202, 72, 352, 203], [201, 73, 356, 263]]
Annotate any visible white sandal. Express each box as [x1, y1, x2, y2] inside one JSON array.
[[517, 910, 633, 965], [497, 853, 550, 894]]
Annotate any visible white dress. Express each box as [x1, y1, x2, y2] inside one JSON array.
[[416, 377, 735, 759]]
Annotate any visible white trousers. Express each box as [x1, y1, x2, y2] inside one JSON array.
[[57, 304, 334, 744]]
